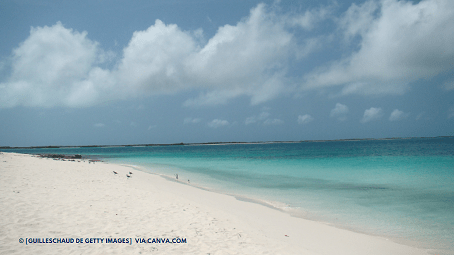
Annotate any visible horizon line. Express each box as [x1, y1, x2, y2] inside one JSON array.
[[0, 136, 452, 150]]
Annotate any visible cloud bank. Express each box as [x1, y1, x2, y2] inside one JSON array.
[[0, 4, 301, 108], [1, 0, 453, 108], [304, 0, 454, 95]]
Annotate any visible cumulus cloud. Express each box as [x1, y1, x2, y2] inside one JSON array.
[[330, 103, 349, 121], [304, 0, 454, 95], [0, 22, 110, 107], [297, 114, 314, 124], [361, 107, 383, 123], [286, 5, 334, 30], [389, 109, 407, 121], [208, 119, 229, 128], [1, 3, 324, 108], [182, 4, 297, 106], [1, 0, 452, 108], [116, 20, 196, 96]]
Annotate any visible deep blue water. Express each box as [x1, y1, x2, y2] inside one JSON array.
[[2, 137, 453, 254]]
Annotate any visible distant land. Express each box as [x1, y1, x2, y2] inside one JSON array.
[[0, 136, 452, 150]]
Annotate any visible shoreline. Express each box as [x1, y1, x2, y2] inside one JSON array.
[[126, 163, 299, 214], [124, 162, 441, 253], [0, 135, 451, 149], [0, 152, 432, 254]]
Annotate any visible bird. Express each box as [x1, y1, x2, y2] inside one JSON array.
[[126, 174, 131, 178], [113, 171, 118, 174], [129, 171, 133, 175]]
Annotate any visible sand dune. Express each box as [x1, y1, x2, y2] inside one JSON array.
[[0, 152, 429, 254]]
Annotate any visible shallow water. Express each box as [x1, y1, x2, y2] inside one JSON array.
[[3, 137, 454, 254]]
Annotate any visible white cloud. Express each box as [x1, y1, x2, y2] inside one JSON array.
[[304, 0, 454, 95], [264, 118, 284, 125], [330, 103, 349, 121], [297, 114, 314, 124], [94, 123, 105, 128], [0, 3, 326, 108], [208, 119, 229, 128], [389, 109, 407, 121], [361, 107, 383, 123], [286, 5, 333, 30], [184, 117, 201, 124], [2, 1, 452, 108], [339, 0, 379, 43], [0, 22, 109, 107], [116, 19, 196, 96], [183, 4, 295, 106]]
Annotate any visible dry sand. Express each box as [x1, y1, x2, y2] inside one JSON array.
[[0, 152, 429, 255]]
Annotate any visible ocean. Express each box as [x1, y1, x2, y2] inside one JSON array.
[[2, 137, 453, 254]]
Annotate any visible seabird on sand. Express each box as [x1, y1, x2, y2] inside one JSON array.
[[126, 174, 131, 178], [129, 171, 133, 175], [113, 171, 118, 174]]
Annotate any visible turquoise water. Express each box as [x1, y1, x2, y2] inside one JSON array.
[[3, 137, 453, 254]]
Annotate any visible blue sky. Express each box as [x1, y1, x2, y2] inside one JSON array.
[[0, 0, 453, 146]]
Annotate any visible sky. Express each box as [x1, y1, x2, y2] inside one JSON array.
[[0, 0, 453, 147]]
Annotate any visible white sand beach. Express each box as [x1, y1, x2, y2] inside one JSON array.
[[0, 152, 430, 255]]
